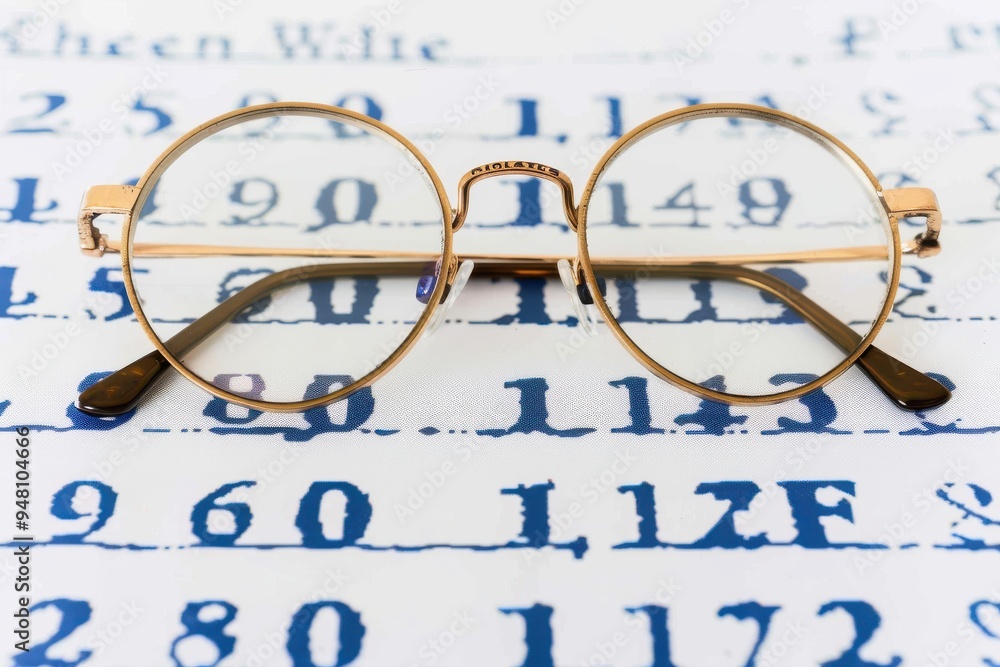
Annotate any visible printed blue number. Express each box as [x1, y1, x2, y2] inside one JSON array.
[[297, 375, 376, 437], [86, 267, 144, 321], [625, 605, 677, 666], [720, 602, 779, 667], [477, 378, 595, 437], [0, 266, 37, 318], [674, 377, 749, 436], [227, 178, 278, 226], [50, 481, 118, 543], [737, 178, 790, 227], [508, 179, 544, 227], [238, 92, 281, 135], [601, 95, 623, 137], [653, 182, 710, 227], [616, 482, 664, 548], [861, 90, 904, 136], [0, 177, 58, 223], [837, 18, 876, 57], [309, 278, 378, 324], [218, 271, 274, 321], [295, 481, 372, 548], [498, 482, 588, 557], [818, 601, 900, 667], [510, 98, 539, 137], [609, 377, 665, 435], [311, 178, 377, 231], [330, 94, 383, 138], [600, 182, 634, 227], [9, 93, 67, 133], [204, 374, 266, 424], [170, 601, 237, 667], [763, 374, 848, 435], [990, 166, 1000, 212], [14, 599, 92, 666], [499, 604, 554, 667], [287, 601, 366, 667], [190, 481, 256, 545], [962, 84, 1000, 135], [971, 600, 1000, 667], [129, 95, 173, 136]]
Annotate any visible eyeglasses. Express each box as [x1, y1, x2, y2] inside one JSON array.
[[74, 102, 947, 415]]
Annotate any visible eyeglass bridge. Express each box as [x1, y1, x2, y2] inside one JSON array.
[[452, 161, 578, 232]]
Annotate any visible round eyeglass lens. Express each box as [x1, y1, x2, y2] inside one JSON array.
[[128, 109, 446, 404], [582, 111, 895, 397]]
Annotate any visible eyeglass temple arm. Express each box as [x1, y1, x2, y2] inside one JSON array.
[[75, 257, 949, 417], [74, 184, 945, 415], [77, 185, 944, 259], [635, 263, 950, 411]]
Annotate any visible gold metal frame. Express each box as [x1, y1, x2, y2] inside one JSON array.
[[76, 102, 948, 415], [580, 104, 903, 407], [82, 103, 454, 413]]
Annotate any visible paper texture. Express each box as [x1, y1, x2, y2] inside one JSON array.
[[1, 1, 1000, 664]]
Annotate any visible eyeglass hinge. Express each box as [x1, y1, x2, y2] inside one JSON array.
[[882, 187, 942, 259], [77, 185, 140, 257]]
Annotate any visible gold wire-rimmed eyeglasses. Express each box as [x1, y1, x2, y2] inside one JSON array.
[[75, 101, 947, 416]]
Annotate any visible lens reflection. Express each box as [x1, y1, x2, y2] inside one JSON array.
[[130, 111, 445, 403], [583, 114, 893, 396]]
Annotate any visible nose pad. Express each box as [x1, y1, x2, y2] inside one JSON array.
[[424, 259, 475, 336], [557, 259, 600, 336]]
